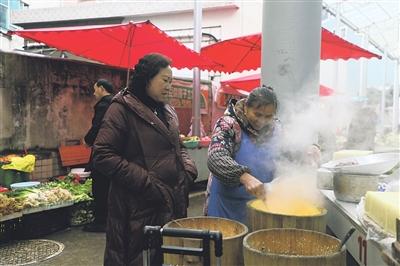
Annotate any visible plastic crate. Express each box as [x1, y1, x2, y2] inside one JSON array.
[[18, 207, 71, 239], [183, 140, 199, 149], [0, 217, 22, 243], [58, 145, 91, 167], [69, 200, 94, 226], [0, 168, 29, 188]]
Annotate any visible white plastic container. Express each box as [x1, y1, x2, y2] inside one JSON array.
[[70, 168, 91, 178], [10, 181, 40, 190]]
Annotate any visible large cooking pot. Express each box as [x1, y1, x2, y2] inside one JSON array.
[[333, 173, 380, 203]]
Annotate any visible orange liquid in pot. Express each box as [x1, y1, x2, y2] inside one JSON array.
[[250, 199, 322, 216]]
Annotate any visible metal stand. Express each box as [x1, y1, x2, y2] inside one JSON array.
[[143, 225, 223, 266]]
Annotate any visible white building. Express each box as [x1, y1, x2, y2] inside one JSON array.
[[8, 0, 400, 132]]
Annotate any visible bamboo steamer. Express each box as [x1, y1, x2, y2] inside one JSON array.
[[247, 199, 327, 233], [163, 216, 248, 266], [243, 228, 346, 266]]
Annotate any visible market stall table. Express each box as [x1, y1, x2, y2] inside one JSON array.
[[187, 148, 209, 182], [321, 189, 398, 266]]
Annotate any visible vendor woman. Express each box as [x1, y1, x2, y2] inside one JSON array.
[[205, 86, 279, 224]]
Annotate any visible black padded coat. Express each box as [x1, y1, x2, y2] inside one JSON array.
[[92, 91, 197, 266]]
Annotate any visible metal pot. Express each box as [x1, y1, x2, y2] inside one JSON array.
[[333, 173, 380, 203]]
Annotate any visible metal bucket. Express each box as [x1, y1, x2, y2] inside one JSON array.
[[333, 173, 380, 203]]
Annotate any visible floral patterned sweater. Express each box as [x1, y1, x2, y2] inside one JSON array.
[[207, 99, 279, 187]]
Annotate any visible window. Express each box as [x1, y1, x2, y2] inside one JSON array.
[[10, 0, 23, 9], [1, 0, 23, 32], [0, 0, 9, 31]]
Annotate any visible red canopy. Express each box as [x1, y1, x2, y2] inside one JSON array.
[[220, 73, 334, 96], [11, 21, 220, 71], [202, 28, 382, 73]]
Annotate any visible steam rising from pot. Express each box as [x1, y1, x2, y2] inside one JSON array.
[[264, 95, 360, 208]]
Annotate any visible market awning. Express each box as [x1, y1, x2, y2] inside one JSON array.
[[201, 28, 382, 73], [220, 73, 334, 96], [10, 21, 220, 71]]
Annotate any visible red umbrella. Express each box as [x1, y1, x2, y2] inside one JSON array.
[[220, 73, 334, 96], [202, 28, 382, 73], [10, 21, 220, 71], [319, 85, 334, 97]]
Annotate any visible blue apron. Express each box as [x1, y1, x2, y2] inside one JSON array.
[[207, 131, 276, 224]]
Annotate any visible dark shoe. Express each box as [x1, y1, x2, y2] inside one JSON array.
[[82, 223, 106, 232]]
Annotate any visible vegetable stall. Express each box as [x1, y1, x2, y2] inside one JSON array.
[[0, 173, 93, 242]]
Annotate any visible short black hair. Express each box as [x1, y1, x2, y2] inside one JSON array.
[[96, 79, 113, 93], [246, 86, 278, 110], [128, 53, 171, 96]]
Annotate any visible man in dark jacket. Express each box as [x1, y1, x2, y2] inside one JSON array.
[[83, 79, 113, 232]]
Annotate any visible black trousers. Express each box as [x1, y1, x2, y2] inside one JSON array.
[[91, 169, 110, 225]]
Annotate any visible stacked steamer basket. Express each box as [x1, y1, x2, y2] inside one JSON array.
[[163, 216, 248, 266], [247, 199, 327, 233], [246, 177, 327, 233], [243, 228, 346, 266], [244, 166, 346, 265]]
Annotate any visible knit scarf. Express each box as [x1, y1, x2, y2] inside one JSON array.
[[225, 99, 276, 144]]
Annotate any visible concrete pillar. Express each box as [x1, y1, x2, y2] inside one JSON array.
[[261, 0, 322, 116]]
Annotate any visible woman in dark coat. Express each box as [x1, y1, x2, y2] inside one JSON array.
[[92, 53, 198, 266]]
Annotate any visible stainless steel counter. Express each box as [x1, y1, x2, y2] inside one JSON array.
[[321, 189, 396, 266]]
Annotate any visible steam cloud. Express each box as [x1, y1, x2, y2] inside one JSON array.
[[267, 95, 360, 207]]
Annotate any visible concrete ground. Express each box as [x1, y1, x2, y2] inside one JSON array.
[[33, 191, 206, 266]]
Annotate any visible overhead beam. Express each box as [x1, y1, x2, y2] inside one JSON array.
[[322, 2, 398, 61]]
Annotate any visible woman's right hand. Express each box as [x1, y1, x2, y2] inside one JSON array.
[[240, 172, 265, 199]]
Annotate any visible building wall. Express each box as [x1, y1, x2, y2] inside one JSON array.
[[1, 34, 25, 51], [124, 2, 263, 42], [23, 0, 75, 9], [0, 51, 213, 152], [0, 51, 126, 150]]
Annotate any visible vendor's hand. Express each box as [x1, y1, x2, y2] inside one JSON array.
[[240, 172, 265, 199], [306, 144, 321, 167]]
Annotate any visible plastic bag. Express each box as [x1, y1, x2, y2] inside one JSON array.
[[356, 197, 395, 248], [1, 154, 36, 173], [386, 178, 399, 192]]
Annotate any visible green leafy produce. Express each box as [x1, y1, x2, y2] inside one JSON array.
[[44, 175, 92, 202]]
